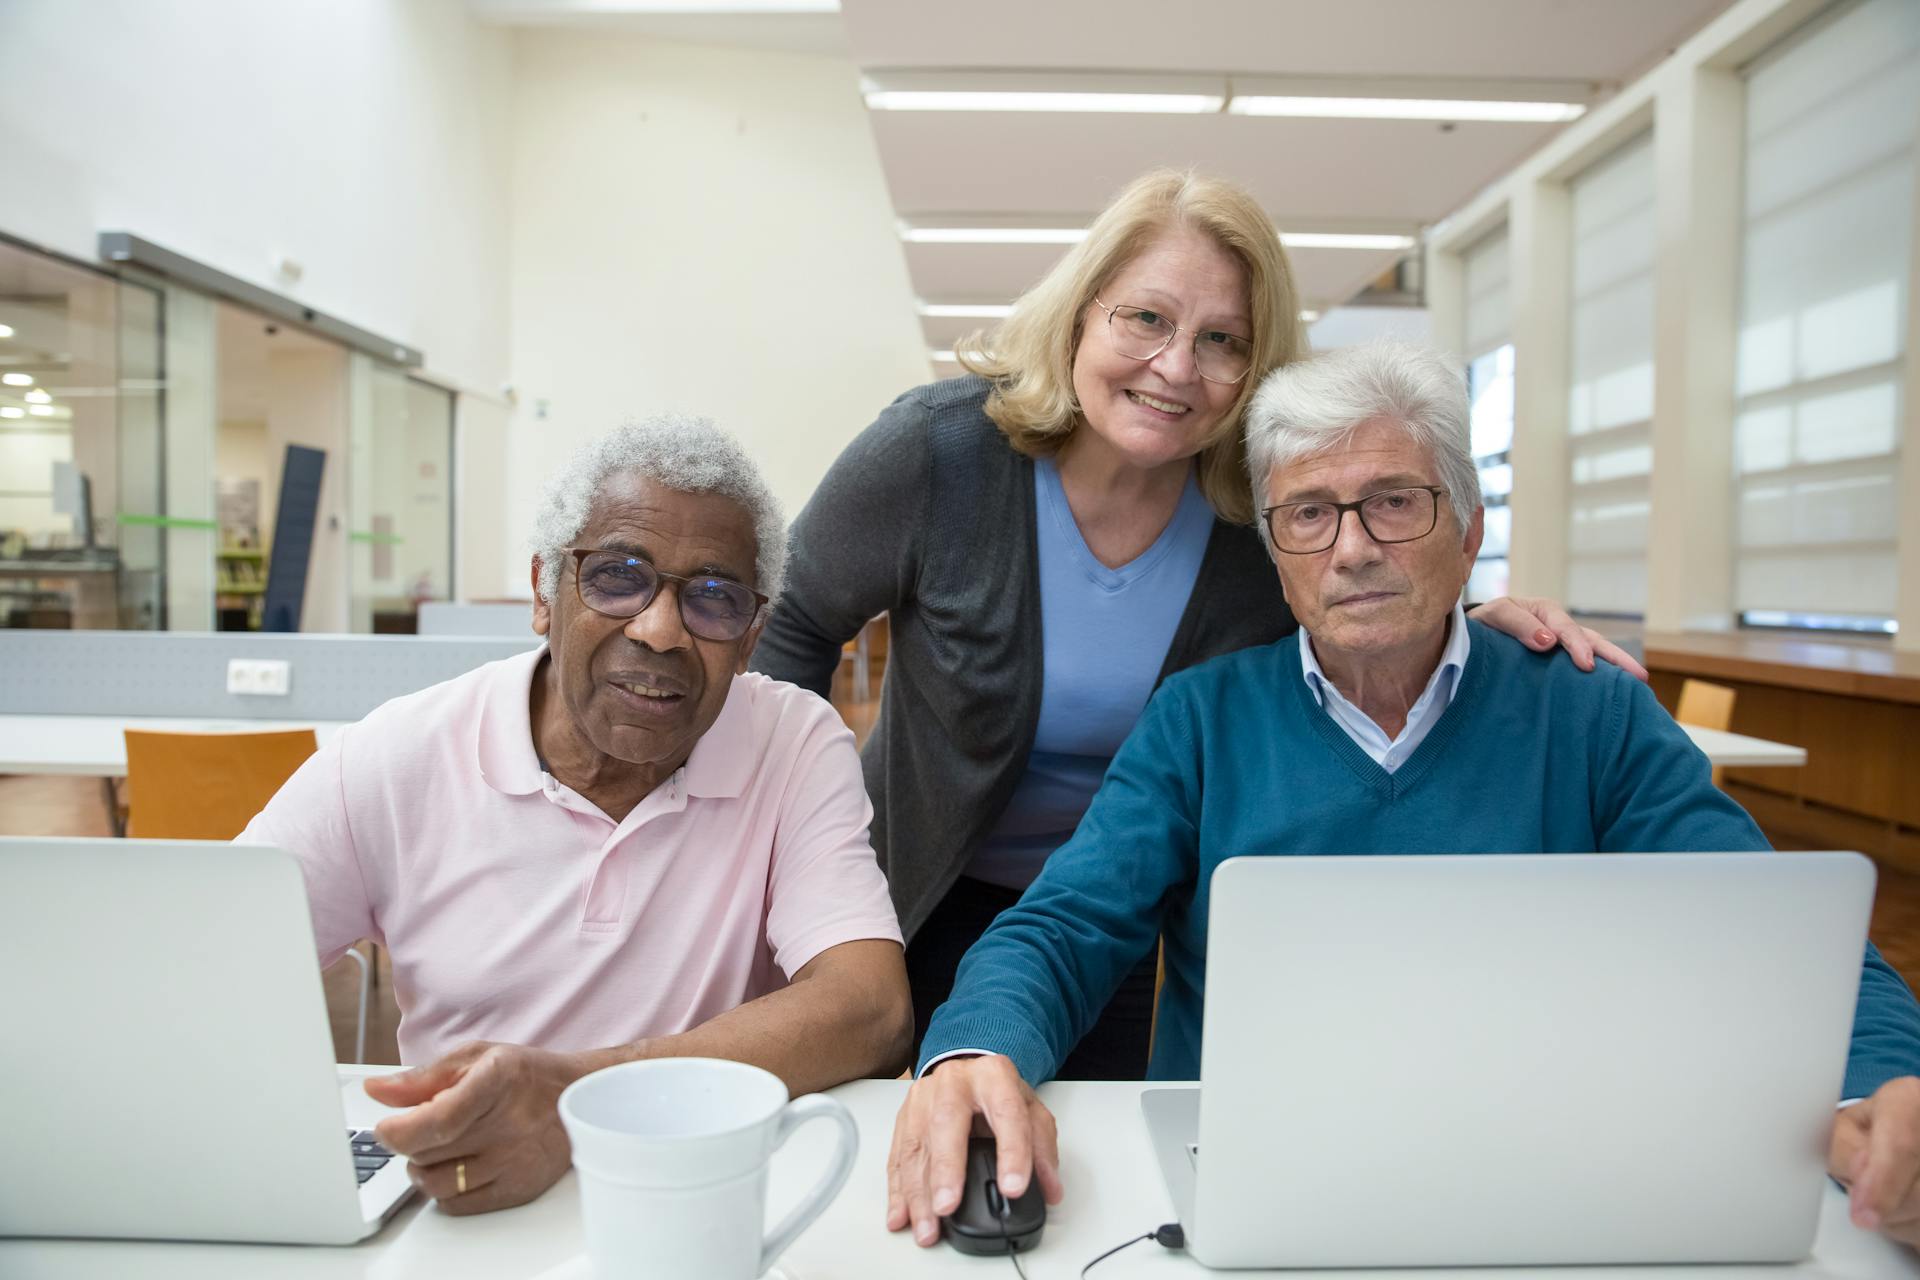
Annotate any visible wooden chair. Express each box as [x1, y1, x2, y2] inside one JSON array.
[[1675, 678, 1738, 787], [123, 729, 318, 840], [122, 729, 372, 1062]]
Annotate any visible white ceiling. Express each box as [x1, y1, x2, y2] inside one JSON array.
[[463, 0, 1740, 363], [844, 0, 1733, 79], [836, 0, 1737, 364]]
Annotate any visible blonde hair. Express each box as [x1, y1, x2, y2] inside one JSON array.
[[956, 169, 1305, 525]]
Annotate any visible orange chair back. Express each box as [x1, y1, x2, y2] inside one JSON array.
[[1675, 678, 1738, 787], [123, 729, 319, 840], [1675, 679, 1736, 733]]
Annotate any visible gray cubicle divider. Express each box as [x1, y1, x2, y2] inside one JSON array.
[[0, 630, 540, 720], [417, 601, 538, 638]]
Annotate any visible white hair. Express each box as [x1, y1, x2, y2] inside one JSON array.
[[1243, 340, 1481, 554], [529, 414, 787, 607]]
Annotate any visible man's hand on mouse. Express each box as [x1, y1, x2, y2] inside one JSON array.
[[885, 1053, 1065, 1247], [1830, 1075, 1920, 1246]]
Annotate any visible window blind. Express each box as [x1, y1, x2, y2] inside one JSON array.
[[1733, 0, 1919, 627], [1463, 227, 1513, 602], [1566, 131, 1656, 616]]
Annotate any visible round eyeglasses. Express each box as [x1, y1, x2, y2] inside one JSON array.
[[568, 548, 767, 641], [1261, 486, 1447, 555], [1092, 297, 1254, 385]]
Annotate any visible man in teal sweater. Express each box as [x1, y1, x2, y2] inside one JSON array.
[[884, 341, 1920, 1252]]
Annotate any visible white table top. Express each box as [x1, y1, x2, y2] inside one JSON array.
[[5, 1077, 1915, 1279], [0, 714, 350, 777], [1680, 724, 1808, 768], [0, 716, 1805, 778]]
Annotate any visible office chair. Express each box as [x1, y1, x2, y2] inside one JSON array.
[[1675, 678, 1738, 788], [122, 728, 373, 1063]]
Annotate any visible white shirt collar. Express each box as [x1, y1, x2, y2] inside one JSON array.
[[1299, 602, 1472, 773]]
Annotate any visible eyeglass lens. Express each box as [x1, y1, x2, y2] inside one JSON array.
[[576, 552, 758, 640], [1106, 304, 1252, 383], [1268, 487, 1438, 553]]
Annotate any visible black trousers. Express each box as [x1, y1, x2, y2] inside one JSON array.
[[906, 874, 1158, 1081]]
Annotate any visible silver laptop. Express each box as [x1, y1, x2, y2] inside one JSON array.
[[0, 837, 414, 1244], [1143, 852, 1874, 1268]]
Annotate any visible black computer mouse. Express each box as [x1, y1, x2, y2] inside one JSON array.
[[942, 1135, 1046, 1256]]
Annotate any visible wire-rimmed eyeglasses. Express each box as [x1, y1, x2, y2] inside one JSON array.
[[1261, 486, 1447, 555], [1092, 297, 1254, 385]]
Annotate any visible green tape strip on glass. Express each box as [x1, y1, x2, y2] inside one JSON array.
[[350, 531, 405, 545], [116, 514, 217, 530]]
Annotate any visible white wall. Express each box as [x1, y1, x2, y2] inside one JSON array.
[[501, 32, 930, 596], [0, 0, 514, 395]]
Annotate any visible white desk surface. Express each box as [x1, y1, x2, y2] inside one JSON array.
[[5, 1078, 1916, 1280], [0, 714, 350, 777], [1680, 724, 1808, 768]]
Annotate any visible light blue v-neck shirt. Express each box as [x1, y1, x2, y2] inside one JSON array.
[[965, 457, 1214, 890]]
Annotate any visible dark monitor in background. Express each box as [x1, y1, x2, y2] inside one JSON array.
[[261, 444, 325, 633]]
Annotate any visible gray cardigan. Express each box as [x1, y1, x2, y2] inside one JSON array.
[[751, 376, 1297, 940]]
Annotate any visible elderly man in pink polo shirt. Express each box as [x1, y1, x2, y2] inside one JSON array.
[[238, 415, 910, 1214]]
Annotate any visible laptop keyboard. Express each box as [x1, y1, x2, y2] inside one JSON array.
[[349, 1130, 395, 1184]]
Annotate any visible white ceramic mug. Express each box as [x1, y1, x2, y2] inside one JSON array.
[[558, 1058, 857, 1280]]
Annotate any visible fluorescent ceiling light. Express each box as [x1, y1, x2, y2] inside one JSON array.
[[929, 350, 959, 363], [1281, 232, 1416, 251], [0, 407, 21, 419], [1229, 95, 1585, 123], [918, 302, 1015, 318], [903, 224, 1413, 251], [0, 324, 13, 338], [24, 389, 51, 403], [1301, 310, 1322, 323], [1, 372, 32, 387], [902, 226, 1086, 245], [866, 90, 1222, 114], [28, 404, 56, 417]]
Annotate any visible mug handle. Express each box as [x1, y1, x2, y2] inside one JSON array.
[[760, 1092, 859, 1273]]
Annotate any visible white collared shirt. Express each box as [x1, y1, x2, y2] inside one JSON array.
[[1299, 602, 1472, 774]]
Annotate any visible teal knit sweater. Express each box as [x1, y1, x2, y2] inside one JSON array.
[[920, 620, 1920, 1101]]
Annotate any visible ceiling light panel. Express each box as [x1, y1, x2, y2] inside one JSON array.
[[1281, 232, 1418, 251], [1228, 95, 1585, 122], [900, 225, 1087, 245], [901, 225, 1415, 252], [864, 71, 1226, 116], [918, 302, 1015, 318], [867, 90, 1223, 113]]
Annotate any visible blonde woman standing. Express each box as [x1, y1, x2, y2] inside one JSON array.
[[751, 169, 1637, 1078]]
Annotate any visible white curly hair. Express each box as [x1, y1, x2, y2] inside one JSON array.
[[1243, 340, 1481, 559], [529, 414, 787, 607]]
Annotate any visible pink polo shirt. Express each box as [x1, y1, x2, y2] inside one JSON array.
[[237, 646, 902, 1065]]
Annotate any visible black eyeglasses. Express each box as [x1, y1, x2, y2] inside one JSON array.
[[567, 548, 767, 641], [1261, 486, 1447, 555]]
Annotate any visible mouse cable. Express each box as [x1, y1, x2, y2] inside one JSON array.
[[1080, 1223, 1186, 1276], [995, 1199, 1031, 1280]]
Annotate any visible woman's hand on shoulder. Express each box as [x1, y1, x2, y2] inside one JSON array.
[[1474, 596, 1649, 682]]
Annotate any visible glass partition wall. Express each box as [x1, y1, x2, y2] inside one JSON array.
[[348, 356, 453, 633], [0, 241, 165, 628]]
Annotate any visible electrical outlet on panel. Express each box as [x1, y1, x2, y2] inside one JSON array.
[[227, 658, 292, 696]]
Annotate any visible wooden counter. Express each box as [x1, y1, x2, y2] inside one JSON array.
[[1642, 631, 1920, 871]]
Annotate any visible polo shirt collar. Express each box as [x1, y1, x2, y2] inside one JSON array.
[[477, 649, 755, 801], [477, 645, 550, 796], [681, 673, 755, 799]]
